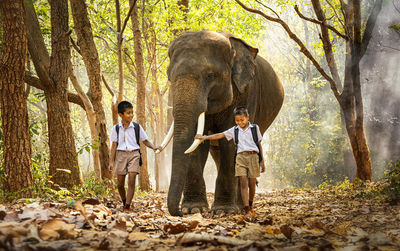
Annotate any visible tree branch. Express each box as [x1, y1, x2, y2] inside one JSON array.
[[294, 5, 348, 40], [102, 74, 115, 98], [255, 0, 280, 18], [67, 92, 85, 109], [311, 0, 342, 89], [234, 0, 340, 99], [24, 0, 53, 89], [120, 0, 138, 37], [70, 37, 82, 55], [24, 71, 44, 90], [360, 0, 383, 58], [325, 0, 346, 31], [25, 70, 84, 108]]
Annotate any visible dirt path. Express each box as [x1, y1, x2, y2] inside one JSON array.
[[1, 184, 399, 250]]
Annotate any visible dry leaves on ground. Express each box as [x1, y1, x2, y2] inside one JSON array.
[[1, 183, 400, 250]]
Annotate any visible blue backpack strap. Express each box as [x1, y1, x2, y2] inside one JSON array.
[[234, 126, 239, 145], [233, 126, 239, 165], [115, 124, 119, 146], [133, 122, 143, 166], [251, 124, 262, 163], [133, 122, 140, 145]]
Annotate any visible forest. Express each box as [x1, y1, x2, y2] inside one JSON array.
[[0, 0, 400, 249]]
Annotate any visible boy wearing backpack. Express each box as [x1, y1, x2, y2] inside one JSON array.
[[109, 101, 162, 211], [195, 107, 265, 215]]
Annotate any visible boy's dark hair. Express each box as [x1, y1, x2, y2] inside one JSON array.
[[118, 101, 133, 114], [233, 106, 249, 116]]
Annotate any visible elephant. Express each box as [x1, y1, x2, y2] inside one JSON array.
[[161, 30, 284, 216]]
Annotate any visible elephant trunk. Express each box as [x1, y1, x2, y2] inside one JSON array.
[[167, 78, 207, 216], [167, 110, 199, 216]]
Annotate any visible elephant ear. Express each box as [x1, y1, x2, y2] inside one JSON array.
[[226, 35, 259, 94]]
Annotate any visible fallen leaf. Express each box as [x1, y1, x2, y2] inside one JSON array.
[[39, 219, 78, 241], [126, 232, 148, 242], [83, 198, 101, 205], [280, 224, 294, 239], [163, 222, 187, 234]]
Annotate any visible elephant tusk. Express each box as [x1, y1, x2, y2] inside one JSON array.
[[155, 121, 174, 154], [184, 112, 205, 154]]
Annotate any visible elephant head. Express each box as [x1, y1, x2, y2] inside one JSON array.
[[163, 31, 260, 216]]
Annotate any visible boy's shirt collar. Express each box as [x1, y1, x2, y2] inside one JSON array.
[[118, 121, 134, 128]]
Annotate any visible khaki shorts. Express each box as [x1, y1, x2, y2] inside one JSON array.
[[114, 150, 140, 175], [235, 152, 260, 178]]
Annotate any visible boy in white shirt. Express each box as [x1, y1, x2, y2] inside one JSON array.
[[195, 107, 265, 215], [109, 101, 162, 211]]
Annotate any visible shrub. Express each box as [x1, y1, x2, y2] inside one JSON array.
[[383, 160, 400, 204]]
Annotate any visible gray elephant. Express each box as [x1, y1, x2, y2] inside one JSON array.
[[161, 30, 284, 216]]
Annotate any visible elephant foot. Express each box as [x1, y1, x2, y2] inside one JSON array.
[[211, 204, 239, 216], [181, 202, 209, 215]]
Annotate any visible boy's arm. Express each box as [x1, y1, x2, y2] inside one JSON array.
[[195, 132, 225, 141], [142, 140, 162, 152], [109, 142, 117, 170]]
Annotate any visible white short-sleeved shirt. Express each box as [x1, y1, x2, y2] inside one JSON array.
[[223, 123, 262, 154], [110, 122, 148, 151]]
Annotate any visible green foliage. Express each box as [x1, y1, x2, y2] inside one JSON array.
[[389, 24, 400, 31], [77, 140, 100, 155], [74, 172, 115, 200], [262, 81, 348, 188], [382, 160, 400, 204]]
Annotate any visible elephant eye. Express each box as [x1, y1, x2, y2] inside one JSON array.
[[205, 72, 216, 82]]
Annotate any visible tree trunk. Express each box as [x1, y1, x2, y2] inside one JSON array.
[[342, 103, 372, 180], [0, 0, 33, 197], [115, 0, 124, 124], [24, 0, 84, 187], [69, 61, 101, 179], [47, 0, 83, 188], [350, 0, 372, 180], [130, 0, 150, 191], [70, 0, 112, 179]]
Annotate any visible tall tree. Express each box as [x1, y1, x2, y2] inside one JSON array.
[[70, 0, 112, 180], [23, 0, 83, 188], [236, 0, 382, 180], [130, 0, 150, 191], [0, 0, 33, 197]]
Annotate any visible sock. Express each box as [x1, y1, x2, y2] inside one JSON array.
[[122, 199, 126, 206], [249, 201, 253, 207], [244, 206, 250, 212], [124, 203, 130, 210]]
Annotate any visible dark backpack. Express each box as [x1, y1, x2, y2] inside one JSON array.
[[115, 122, 143, 166], [234, 124, 262, 164]]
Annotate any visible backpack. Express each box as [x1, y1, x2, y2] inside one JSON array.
[[234, 124, 262, 164], [115, 122, 143, 166]]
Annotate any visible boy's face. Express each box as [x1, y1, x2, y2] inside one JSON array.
[[234, 114, 250, 129], [119, 108, 134, 123]]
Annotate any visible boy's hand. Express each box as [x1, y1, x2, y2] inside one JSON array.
[[154, 146, 163, 152], [195, 134, 206, 141], [260, 161, 265, 173], [108, 163, 114, 172]]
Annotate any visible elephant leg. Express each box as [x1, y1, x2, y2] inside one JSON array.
[[210, 139, 240, 214], [181, 140, 210, 214]]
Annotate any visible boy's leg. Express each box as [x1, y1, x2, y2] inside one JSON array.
[[239, 176, 249, 212], [117, 175, 126, 206], [125, 172, 137, 209], [248, 178, 257, 209]]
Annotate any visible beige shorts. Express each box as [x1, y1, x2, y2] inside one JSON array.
[[114, 150, 140, 176], [235, 152, 260, 178]]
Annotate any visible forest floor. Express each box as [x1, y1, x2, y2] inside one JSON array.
[[1, 182, 400, 250]]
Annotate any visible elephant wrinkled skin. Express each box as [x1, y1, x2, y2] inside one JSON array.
[[166, 30, 284, 216]]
